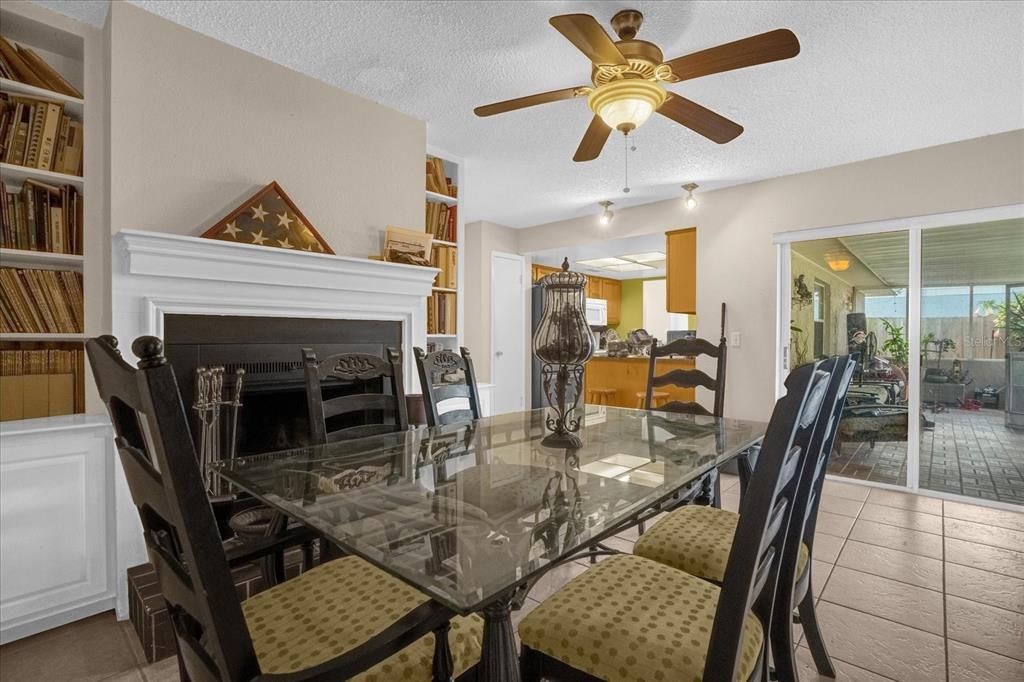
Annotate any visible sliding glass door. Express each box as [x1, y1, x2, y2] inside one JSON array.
[[778, 210, 1024, 504], [919, 222, 1024, 504], [788, 232, 910, 487]]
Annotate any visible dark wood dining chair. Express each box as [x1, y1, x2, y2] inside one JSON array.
[[519, 361, 831, 682], [632, 356, 855, 682], [413, 346, 482, 427], [87, 335, 481, 682], [303, 347, 409, 445], [641, 303, 728, 510], [771, 354, 857, 681]]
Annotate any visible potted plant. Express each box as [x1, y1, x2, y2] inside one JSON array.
[[880, 319, 909, 371]]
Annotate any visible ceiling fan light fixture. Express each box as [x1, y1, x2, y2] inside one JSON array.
[[598, 200, 615, 225], [824, 248, 851, 272], [588, 79, 667, 133]]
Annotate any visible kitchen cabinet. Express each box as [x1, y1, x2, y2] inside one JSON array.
[[667, 227, 697, 314], [603, 279, 621, 326], [532, 264, 560, 283], [585, 356, 695, 408]]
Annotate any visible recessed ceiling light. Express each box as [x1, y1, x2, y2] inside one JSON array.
[[578, 257, 630, 267], [603, 262, 655, 272], [620, 252, 666, 263]]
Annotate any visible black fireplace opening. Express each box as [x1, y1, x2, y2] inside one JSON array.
[[163, 314, 402, 456]]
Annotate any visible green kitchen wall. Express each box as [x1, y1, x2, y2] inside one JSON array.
[[612, 277, 697, 336]]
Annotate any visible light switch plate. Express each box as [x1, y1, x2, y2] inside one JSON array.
[[730, 331, 742, 348]]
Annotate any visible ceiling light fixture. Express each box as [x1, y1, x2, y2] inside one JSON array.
[[619, 252, 666, 263], [578, 257, 630, 268], [588, 79, 667, 134], [598, 201, 615, 226], [824, 248, 851, 272], [682, 183, 699, 210]]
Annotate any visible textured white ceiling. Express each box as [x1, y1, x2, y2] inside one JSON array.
[[36, 1, 1024, 228]]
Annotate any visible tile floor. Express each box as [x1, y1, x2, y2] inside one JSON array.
[[2, 475, 1022, 681], [828, 408, 1024, 505]]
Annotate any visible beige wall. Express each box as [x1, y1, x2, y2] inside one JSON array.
[[516, 130, 1024, 421], [107, 2, 424, 256], [463, 220, 522, 382]]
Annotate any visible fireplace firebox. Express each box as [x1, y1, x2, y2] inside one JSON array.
[[163, 314, 402, 455]]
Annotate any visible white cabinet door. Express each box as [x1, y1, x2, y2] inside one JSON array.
[[0, 423, 115, 643]]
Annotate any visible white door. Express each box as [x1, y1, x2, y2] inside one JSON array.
[[491, 252, 526, 414]]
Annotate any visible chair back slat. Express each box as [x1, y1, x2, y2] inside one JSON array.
[[653, 336, 722, 358], [644, 303, 728, 416], [703, 359, 835, 682], [432, 383, 472, 403], [304, 347, 408, 445], [326, 422, 404, 443], [321, 392, 398, 419], [86, 336, 258, 682], [437, 408, 476, 426], [650, 368, 719, 391], [655, 400, 713, 417], [414, 347, 482, 427]]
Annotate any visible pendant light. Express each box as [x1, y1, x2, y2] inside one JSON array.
[[598, 201, 614, 225], [824, 249, 851, 272], [682, 183, 699, 210]]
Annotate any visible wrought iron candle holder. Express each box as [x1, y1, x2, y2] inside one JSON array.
[[533, 258, 596, 447]]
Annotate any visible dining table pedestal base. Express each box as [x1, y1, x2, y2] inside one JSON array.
[[479, 597, 521, 682]]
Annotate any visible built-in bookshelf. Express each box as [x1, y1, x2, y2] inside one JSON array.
[[424, 149, 464, 352], [0, 4, 88, 422]]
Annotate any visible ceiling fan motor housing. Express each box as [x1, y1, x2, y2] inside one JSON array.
[[611, 9, 644, 40]]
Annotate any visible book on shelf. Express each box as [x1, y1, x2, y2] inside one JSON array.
[[425, 157, 457, 197], [424, 200, 457, 242], [0, 36, 83, 98], [1, 177, 82, 253], [0, 92, 83, 174], [0, 346, 84, 420], [430, 244, 457, 289], [427, 290, 457, 336], [0, 267, 83, 333]]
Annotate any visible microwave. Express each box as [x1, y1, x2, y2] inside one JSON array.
[[585, 298, 608, 326]]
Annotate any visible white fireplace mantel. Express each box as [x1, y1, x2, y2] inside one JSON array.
[[109, 229, 438, 617], [112, 229, 438, 385]]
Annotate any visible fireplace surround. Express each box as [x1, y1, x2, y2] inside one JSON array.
[[110, 229, 438, 616]]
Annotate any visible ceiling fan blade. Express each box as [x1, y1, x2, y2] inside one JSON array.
[[657, 93, 743, 144], [664, 28, 800, 82], [550, 14, 629, 66], [474, 86, 587, 117], [573, 116, 612, 162]]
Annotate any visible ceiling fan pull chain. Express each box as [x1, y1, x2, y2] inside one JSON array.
[[623, 132, 630, 194]]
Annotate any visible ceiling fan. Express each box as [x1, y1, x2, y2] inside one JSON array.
[[474, 10, 800, 162]]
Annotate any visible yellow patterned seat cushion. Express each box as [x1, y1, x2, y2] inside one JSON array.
[[242, 556, 482, 680], [519, 554, 763, 682], [633, 505, 809, 583]]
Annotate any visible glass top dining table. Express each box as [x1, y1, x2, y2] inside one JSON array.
[[213, 406, 765, 680], [215, 406, 765, 611]]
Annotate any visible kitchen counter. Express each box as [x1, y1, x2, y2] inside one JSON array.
[[585, 355, 696, 408]]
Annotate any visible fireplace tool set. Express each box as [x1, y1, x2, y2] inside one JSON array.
[[193, 366, 245, 495]]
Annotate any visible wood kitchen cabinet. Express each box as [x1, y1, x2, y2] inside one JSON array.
[[667, 227, 697, 314], [602, 279, 621, 325], [532, 264, 559, 283]]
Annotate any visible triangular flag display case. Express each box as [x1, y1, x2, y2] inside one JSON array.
[[201, 181, 335, 254]]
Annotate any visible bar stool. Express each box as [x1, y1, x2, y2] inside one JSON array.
[[587, 387, 616, 405], [636, 391, 670, 408]]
